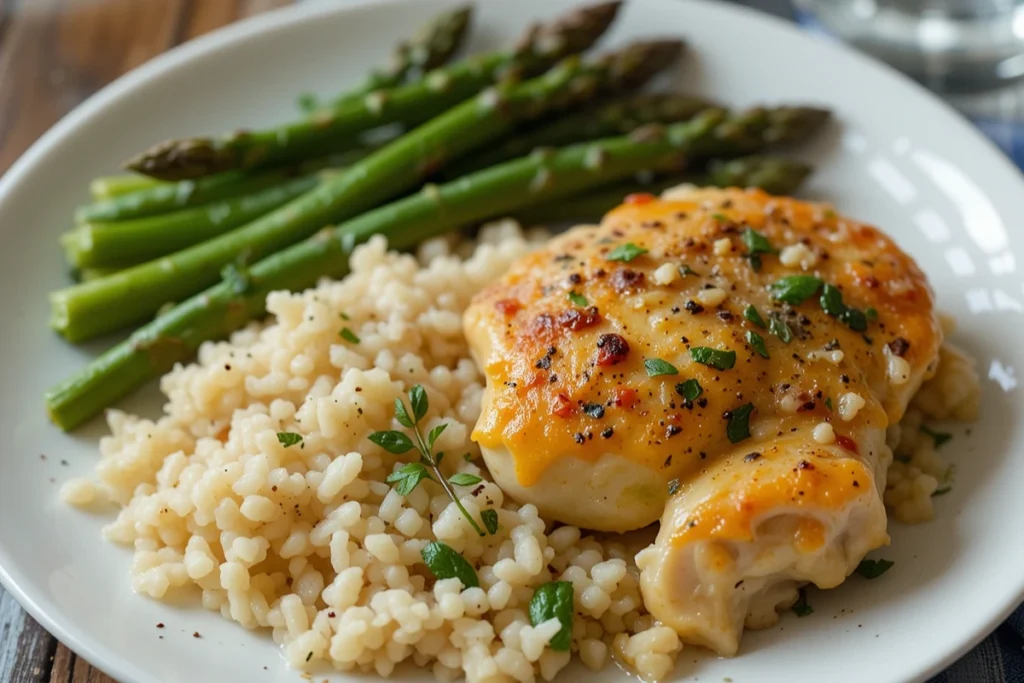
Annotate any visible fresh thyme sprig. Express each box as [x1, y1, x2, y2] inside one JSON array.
[[369, 385, 489, 537]]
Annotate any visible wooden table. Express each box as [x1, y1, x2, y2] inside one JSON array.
[[0, 4, 292, 680]]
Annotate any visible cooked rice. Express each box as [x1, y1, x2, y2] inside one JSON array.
[[62, 221, 979, 681]]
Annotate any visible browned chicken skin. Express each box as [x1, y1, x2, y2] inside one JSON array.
[[464, 186, 941, 654]]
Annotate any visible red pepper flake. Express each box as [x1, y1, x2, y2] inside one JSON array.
[[556, 307, 601, 331], [552, 393, 575, 418], [596, 333, 630, 366], [612, 386, 638, 408], [624, 192, 655, 205], [836, 434, 858, 454], [495, 299, 521, 316], [887, 337, 911, 357]]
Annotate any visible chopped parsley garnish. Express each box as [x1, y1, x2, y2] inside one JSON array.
[[711, 212, 728, 222], [421, 541, 479, 587], [825, 397, 833, 411], [449, 472, 483, 486], [745, 330, 769, 359], [921, 425, 952, 448], [339, 327, 360, 343], [768, 315, 793, 343], [726, 403, 755, 444], [606, 242, 648, 262], [820, 284, 867, 331], [675, 379, 703, 403], [743, 305, 767, 329], [792, 589, 813, 617], [644, 358, 679, 376], [529, 582, 574, 652], [679, 264, 697, 277], [690, 347, 736, 370], [386, 463, 433, 495], [741, 228, 777, 272], [932, 487, 952, 497], [855, 558, 894, 579], [582, 403, 606, 418], [340, 312, 350, 320], [668, 479, 681, 495], [568, 291, 589, 307], [371, 386, 490, 536], [741, 227, 777, 255], [481, 509, 499, 534], [276, 432, 303, 448], [770, 275, 823, 305], [866, 307, 878, 322]]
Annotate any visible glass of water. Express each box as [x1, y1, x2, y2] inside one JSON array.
[[792, 0, 1024, 91]]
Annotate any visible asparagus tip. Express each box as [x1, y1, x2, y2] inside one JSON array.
[[517, 0, 624, 57], [123, 138, 236, 181]]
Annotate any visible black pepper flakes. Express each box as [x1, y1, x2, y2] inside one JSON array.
[[887, 337, 911, 357], [684, 300, 705, 314], [744, 452, 762, 462], [601, 427, 614, 439]]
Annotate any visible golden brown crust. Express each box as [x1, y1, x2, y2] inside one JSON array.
[[465, 187, 942, 497]]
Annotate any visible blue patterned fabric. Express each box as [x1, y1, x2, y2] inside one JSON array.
[[788, 6, 1024, 681]]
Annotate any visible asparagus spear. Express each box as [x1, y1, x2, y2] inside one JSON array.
[[302, 6, 474, 113], [78, 148, 373, 223], [50, 42, 684, 343], [125, 1, 624, 180], [65, 174, 325, 269], [89, 174, 165, 201], [511, 155, 813, 224], [46, 110, 739, 430], [448, 93, 715, 175]]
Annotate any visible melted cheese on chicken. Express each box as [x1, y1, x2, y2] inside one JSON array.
[[464, 186, 941, 654]]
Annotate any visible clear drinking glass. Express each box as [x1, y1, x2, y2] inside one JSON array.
[[792, 0, 1024, 91]]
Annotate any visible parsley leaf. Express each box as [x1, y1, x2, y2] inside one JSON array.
[[921, 425, 952, 448], [679, 264, 697, 277], [428, 423, 448, 449], [449, 473, 483, 487], [866, 307, 878, 322], [409, 385, 429, 423], [386, 462, 433, 496], [339, 327, 360, 343], [726, 403, 755, 444], [769, 315, 793, 343], [743, 305, 767, 329], [792, 589, 813, 617], [568, 291, 589, 307], [529, 582, 574, 652], [855, 558, 894, 579], [690, 347, 736, 370], [606, 242, 648, 262], [481, 509, 499, 534], [741, 227, 777, 255], [394, 398, 415, 428], [820, 284, 867, 331], [746, 330, 769, 359], [675, 379, 703, 403], [421, 541, 479, 588], [368, 430, 416, 455], [276, 432, 303, 448], [644, 358, 679, 377], [770, 275, 823, 305], [825, 397, 833, 411]]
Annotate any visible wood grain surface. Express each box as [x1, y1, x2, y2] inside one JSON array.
[[0, 4, 292, 680]]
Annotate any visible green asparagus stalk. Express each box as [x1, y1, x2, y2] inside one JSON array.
[[46, 109, 740, 430], [78, 148, 373, 223], [302, 6, 474, 112], [447, 93, 715, 176], [64, 174, 325, 270], [511, 155, 813, 224], [89, 174, 165, 201], [50, 41, 684, 343], [125, 1, 624, 180]]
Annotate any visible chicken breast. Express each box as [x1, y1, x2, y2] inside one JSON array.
[[464, 186, 941, 653]]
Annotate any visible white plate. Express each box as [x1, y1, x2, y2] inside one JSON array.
[[1, 0, 1022, 681]]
